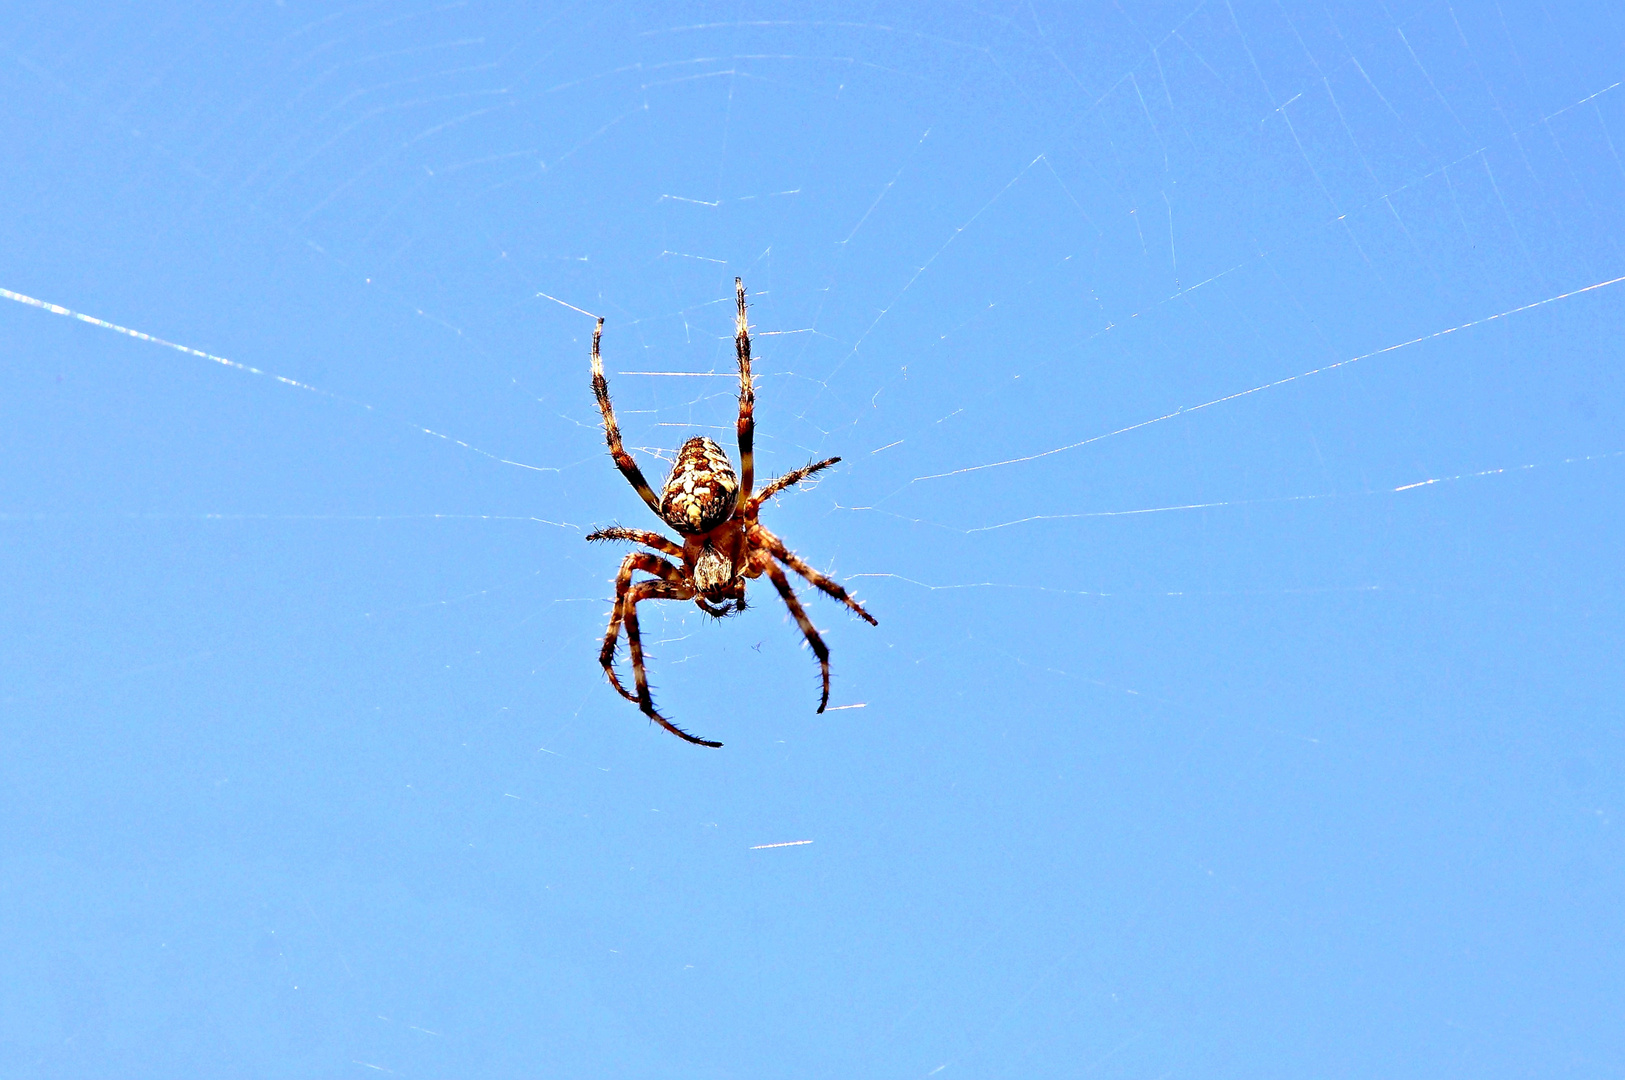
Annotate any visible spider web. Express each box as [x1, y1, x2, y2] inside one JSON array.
[[3, 2, 1623, 1076]]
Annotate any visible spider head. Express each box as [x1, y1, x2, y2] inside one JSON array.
[[693, 542, 738, 597], [660, 437, 739, 534]]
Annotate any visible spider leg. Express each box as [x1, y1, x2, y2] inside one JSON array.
[[746, 456, 841, 515], [585, 525, 683, 559], [734, 277, 756, 500], [600, 552, 685, 705], [763, 559, 833, 713], [590, 317, 664, 518], [756, 527, 878, 625], [621, 579, 722, 747]]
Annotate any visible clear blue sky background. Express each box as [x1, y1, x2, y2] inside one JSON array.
[[3, 3, 1622, 1076]]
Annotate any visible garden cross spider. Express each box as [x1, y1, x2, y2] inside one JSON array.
[[586, 278, 877, 747]]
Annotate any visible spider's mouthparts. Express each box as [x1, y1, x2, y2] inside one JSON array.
[[701, 596, 743, 618]]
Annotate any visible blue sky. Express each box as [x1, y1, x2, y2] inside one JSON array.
[[2, 2, 1623, 1076]]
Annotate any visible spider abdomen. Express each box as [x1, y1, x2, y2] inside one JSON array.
[[661, 436, 739, 534]]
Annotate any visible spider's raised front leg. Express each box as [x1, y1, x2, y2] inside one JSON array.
[[763, 558, 834, 713], [745, 456, 841, 515], [585, 526, 684, 559], [619, 578, 722, 747], [734, 277, 756, 500], [599, 552, 686, 704], [590, 317, 664, 518], [757, 527, 878, 626]]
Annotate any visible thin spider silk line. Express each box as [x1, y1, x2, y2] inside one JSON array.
[[0, 511, 577, 527], [965, 449, 1625, 532], [911, 272, 1625, 484], [829, 76, 1625, 483], [840, 448, 1625, 536], [0, 286, 558, 475]]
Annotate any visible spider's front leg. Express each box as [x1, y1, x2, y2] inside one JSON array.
[[762, 559, 834, 713], [599, 551, 686, 704], [734, 277, 756, 500], [619, 579, 723, 748], [758, 527, 878, 626]]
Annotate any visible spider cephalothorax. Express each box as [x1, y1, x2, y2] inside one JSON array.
[[584, 278, 877, 747]]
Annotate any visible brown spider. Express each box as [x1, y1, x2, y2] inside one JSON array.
[[585, 278, 877, 747]]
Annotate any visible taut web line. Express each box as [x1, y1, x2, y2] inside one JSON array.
[[0, 286, 556, 475], [913, 272, 1625, 484]]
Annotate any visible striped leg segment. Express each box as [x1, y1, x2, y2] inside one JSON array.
[[764, 559, 833, 713], [746, 457, 840, 514], [585, 526, 684, 558], [759, 529, 878, 626], [590, 317, 664, 518], [599, 552, 686, 704], [734, 278, 756, 500], [620, 579, 723, 747]]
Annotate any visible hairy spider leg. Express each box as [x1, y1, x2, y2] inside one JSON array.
[[734, 278, 756, 500], [585, 526, 684, 559], [600, 552, 686, 704], [746, 456, 841, 514], [758, 528, 878, 625], [590, 317, 664, 518], [620, 579, 724, 747], [763, 559, 834, 713]]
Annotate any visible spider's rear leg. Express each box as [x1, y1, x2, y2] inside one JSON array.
[[734, 277, 756, 499], [590, 317, 665, 517], [620, 579, 723, 747], [763, 559, 833, 714]]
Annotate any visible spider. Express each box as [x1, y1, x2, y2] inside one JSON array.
[[585, 278, 877, 747]]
